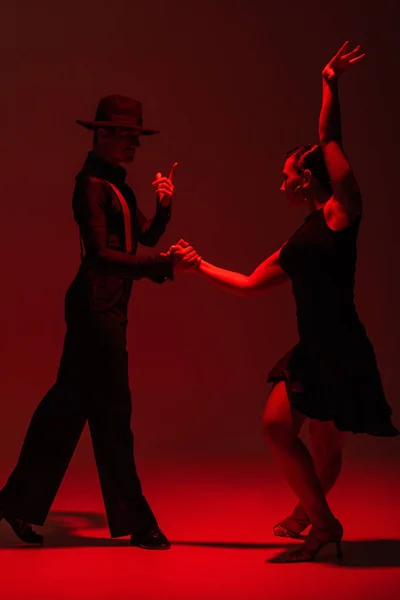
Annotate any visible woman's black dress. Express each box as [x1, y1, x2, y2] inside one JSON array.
[[267, 208, 399, 437]]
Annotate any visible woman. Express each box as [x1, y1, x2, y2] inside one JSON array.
[[171, 43, 399, 562]]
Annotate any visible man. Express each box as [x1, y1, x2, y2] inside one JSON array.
[[0, 95, 196, 549]]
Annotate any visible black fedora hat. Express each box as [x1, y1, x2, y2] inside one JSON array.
[[76, 95, 159, 135]]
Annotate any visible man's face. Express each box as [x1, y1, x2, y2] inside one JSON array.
[[97, 127, 141, 164]]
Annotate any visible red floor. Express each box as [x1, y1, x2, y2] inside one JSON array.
[[1, 457, 399, 600]]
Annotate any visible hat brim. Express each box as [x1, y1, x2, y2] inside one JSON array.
[[76, 120, 159, 135]]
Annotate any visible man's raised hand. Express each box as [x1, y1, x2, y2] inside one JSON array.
[[152, 162, 178, 206]]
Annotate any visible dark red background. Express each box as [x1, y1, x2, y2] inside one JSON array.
[[1, 0, 399, 476]]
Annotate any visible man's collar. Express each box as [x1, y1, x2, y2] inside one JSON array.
[[79, 151, 127, 185]]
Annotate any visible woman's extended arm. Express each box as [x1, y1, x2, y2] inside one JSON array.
[[171, 241, 288, 297], [319, 41, 365, 228]]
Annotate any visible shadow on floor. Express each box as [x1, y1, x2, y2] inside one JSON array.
[[0, 510, 126, 548], [265, 538, 400, 567], [1, 512, 400, 567]]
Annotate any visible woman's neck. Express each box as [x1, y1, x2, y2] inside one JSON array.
[[308, 189, 332, 212]]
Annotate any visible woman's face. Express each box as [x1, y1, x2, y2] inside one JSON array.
[[280, 156, 305, 206]]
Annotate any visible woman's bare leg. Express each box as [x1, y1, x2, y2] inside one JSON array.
[[263, 382, 337, 528], [289, 420, 345, 525]]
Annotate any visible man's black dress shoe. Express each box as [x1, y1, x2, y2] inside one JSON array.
[[1, 512, 43, 545], [130, 526, 171, 550]]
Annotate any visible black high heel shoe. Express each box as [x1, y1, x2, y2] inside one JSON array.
[[273, 515, 311, 539], [1, 513, 43, 545], [285, 518, 343, 562]]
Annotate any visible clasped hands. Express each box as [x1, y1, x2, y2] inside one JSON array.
[[161, 239, 202, 271]]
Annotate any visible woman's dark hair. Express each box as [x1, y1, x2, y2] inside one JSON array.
[[286, 144, 332, 194]]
